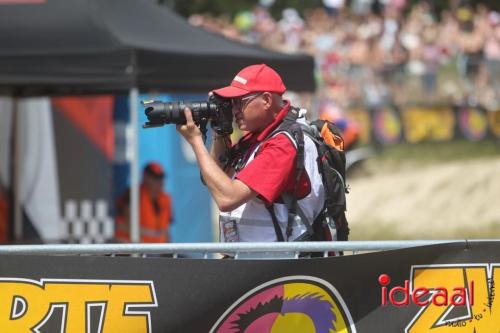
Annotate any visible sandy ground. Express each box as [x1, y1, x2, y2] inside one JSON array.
[[346, 157, 500, 240]]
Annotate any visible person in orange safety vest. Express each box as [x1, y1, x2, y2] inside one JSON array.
[[115, 162, 173, 243]]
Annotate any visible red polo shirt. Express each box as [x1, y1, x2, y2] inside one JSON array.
[[235, 101, 311, 203]]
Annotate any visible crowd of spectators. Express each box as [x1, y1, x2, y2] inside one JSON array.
[[187, 1, 500, 115]]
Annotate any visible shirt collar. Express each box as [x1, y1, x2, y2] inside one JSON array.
[[255, 100, 291, 142]]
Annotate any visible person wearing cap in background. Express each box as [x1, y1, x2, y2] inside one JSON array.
[[177, 64, 324, 244], [115, 162, 173, 243]]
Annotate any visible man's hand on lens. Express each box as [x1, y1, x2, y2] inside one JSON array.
[[176, 108, 203, 145]]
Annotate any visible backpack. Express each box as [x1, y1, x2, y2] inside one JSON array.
[[264, 107, 350, 245]]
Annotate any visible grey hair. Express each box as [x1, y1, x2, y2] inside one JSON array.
[[270, 93, 284, 112]]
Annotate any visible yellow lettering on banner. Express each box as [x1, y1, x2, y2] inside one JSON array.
[[402, 107, 455, 143], [0, 281, 50, 332], [0, 279, 156, 333], [406, 265, 500, 333], [45, 283, 110, 331], [102, 284, 156, 332]]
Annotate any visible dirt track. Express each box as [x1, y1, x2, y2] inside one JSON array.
[[346, 157, 500, 240]]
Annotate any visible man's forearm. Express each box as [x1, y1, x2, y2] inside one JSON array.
[[210, 134, 231, 170], [177, 108, 253, 211], [192, 137, 241, 210]]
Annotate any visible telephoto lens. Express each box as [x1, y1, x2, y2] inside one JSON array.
[[142, 101, 217, 128], [142, 95, 232, 129], [143, 101, 182, 126]]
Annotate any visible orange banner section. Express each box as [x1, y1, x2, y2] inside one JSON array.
[[52, 96, 114, 161]]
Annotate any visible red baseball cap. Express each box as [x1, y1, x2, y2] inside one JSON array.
[[213, 64, 286, 98], [144, 162, 165, 179]]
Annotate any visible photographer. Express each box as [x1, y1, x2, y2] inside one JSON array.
[[176, 64, 325, 243]]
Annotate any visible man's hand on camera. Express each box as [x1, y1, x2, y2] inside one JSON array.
[[176, 108, 203, 145], [210, 96, 233, 136]]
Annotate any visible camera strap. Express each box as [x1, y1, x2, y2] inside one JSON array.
[[199, 120, 208, 144]]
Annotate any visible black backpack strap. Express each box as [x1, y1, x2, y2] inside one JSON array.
[[281, 193, 314, 241], [261, 107, 312, 242], [335, 211, 350, 240], [265, 204, 285, 242], [269, 106, 300, 136], [284, 122, 306, 240]]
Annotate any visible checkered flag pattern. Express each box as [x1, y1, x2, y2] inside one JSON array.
[[61, 199, 114, 244]]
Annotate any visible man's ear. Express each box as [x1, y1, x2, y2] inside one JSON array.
[[262, 92, 273, 110]]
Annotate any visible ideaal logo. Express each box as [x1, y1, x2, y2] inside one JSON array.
[[0, 278, 157, 333], [378, 264, 499, 332], [379, 274, 474, 307], [210, 276, 356, 333]]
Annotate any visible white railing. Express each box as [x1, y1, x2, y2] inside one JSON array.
[[0, 240, 492, 259]]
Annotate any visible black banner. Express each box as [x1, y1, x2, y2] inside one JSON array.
[[0, 242, 498, 332]]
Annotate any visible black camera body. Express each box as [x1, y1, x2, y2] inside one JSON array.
[[142, 95, 232, 128]]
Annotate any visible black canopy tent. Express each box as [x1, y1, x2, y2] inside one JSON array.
[[0, 0, 315, 95], [0, 0, 315, 243]]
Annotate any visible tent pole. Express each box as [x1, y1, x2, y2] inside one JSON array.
[[129, 88, 140, 243], [11, 97, 23, 242]]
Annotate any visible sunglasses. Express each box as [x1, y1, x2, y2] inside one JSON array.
[[231, 93, 263, 110]]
